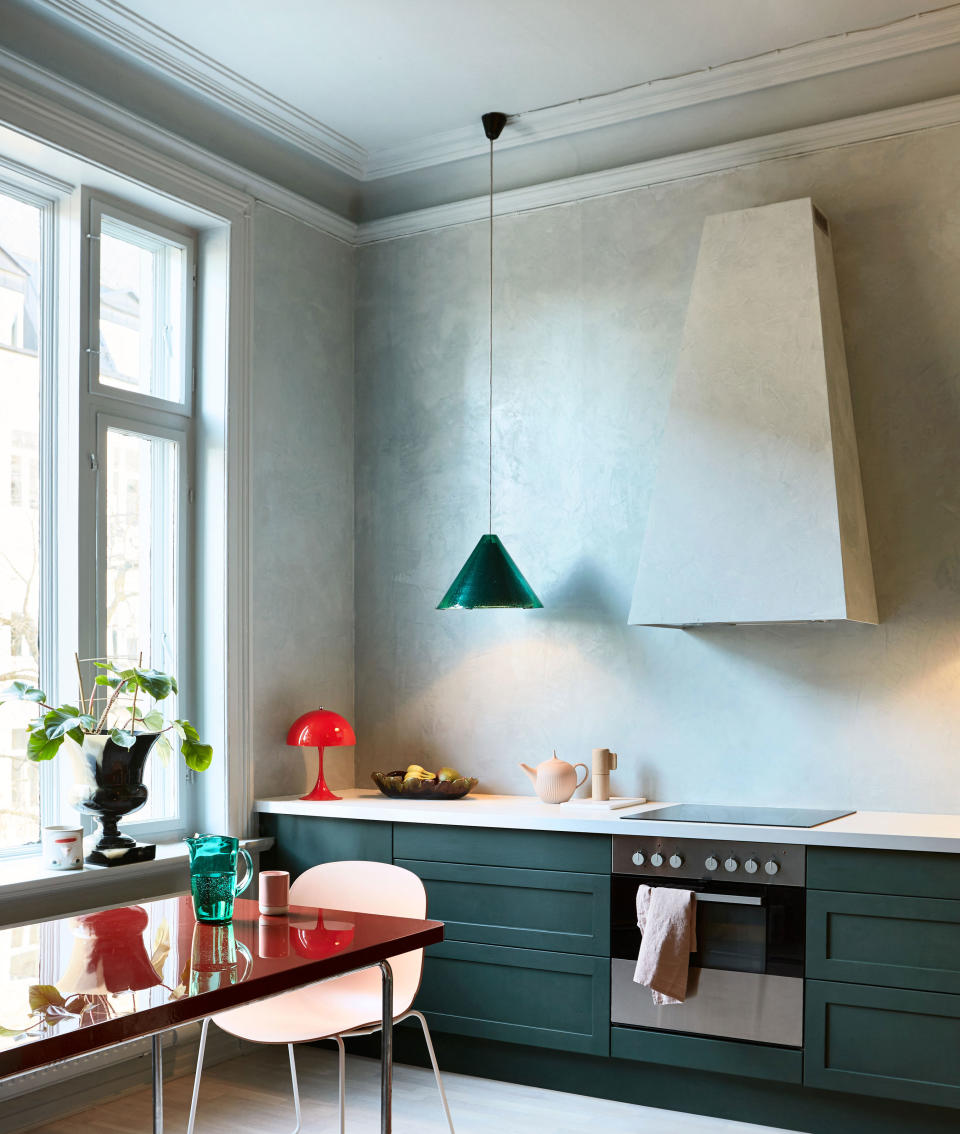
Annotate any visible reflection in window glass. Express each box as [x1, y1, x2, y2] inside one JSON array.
[[105, 427, 180, 821], [99, 218, 186, 403], [0, 189, 42, 850]]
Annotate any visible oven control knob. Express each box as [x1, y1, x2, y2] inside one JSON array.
[[669, 854, 684, 869], [650, 852, 664, 867], [724, 857, 739, 872], [764, 860, 780, 876], [632, 851, 645, 866], [744, 858, 759, 874], [705, 855, 719, 871]]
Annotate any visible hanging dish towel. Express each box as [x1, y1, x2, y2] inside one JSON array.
[[633, 885, 697, 1004]]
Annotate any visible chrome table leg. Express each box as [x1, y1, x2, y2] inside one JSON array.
[[379, 960, 393, 1134], [152, 1033, 163, 1134]]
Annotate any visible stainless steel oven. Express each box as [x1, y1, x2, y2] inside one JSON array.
[[611, 835, 805, 1047]]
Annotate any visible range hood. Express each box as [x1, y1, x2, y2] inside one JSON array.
[[629, 198, 877, 628]]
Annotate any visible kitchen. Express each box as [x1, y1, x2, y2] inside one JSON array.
[[2, 3, 960, 1133]]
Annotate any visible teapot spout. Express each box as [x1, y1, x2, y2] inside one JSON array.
[[519, 763, 537, 785]]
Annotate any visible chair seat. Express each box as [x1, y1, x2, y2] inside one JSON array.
[[212, 967, 411, 1045]]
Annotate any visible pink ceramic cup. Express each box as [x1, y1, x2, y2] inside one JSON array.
[[259, 870, 290, 916]]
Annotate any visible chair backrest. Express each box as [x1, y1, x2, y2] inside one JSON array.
[[290, 860, 428, 1014]]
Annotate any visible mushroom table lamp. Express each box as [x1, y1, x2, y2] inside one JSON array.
[[287, 707, 356, 802]]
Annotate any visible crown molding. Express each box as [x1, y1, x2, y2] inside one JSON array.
[[25, 0, 960, 184], [355, 89, 960, 244], [363, 4, 960, 177], [39, 0, 366, 178], [0, 46, 357, 243]]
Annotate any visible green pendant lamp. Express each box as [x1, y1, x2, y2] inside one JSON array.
[[437, 112, 543, 611]]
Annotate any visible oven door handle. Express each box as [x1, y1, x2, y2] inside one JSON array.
[[695, 892, 763, 906]]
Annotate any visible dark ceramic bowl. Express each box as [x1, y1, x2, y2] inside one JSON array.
[[370, 772, 479, 800]]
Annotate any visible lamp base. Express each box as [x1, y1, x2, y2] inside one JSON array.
[[300, 746, 342, 801]]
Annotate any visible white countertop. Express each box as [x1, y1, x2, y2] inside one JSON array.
[[255, 791, 960, 854]]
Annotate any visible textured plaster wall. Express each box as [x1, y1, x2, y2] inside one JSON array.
[[251, 204, 355, 798], [355, 123, 960, 812]]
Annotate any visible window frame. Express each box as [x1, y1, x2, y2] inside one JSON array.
[[76, 190, 199, 843]]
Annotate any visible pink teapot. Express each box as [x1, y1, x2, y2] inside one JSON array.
[[520, 751, 589, 805]]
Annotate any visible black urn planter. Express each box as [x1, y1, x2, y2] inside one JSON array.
[[69, 731, 160, 866]]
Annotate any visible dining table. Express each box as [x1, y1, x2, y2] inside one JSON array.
[[0, 894, 444, 1133]]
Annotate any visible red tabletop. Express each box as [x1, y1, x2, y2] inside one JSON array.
[[0, 896, 444, 1078]]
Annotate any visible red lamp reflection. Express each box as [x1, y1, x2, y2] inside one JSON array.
[[287, 707, 356, 802], [59, 906, 161, 995], [289, 912, 355, 959]]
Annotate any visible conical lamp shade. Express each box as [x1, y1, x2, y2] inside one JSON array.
[[437, 534, 543, 610]]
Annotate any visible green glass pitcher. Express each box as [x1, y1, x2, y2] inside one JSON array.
[[185, 834, 253, 924]]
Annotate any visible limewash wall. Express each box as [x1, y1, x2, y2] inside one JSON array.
[[354, 123, 960, 812], [250, 204, 355, 798]]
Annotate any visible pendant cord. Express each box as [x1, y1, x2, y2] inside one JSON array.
[[488, 134, 494, 535]]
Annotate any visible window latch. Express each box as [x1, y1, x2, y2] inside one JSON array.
[[88, 452, 98, 471]]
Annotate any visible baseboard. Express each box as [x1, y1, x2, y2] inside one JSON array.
[[0, 1022, 246, 1134]]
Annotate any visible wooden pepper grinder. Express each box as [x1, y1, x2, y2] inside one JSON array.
[[591, 747, 618, 801]]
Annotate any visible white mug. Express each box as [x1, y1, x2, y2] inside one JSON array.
[[42, 826, 84, 870]]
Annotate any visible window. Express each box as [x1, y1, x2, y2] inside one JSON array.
[[0, 186, 43, 851], [0, 181, 198, 852], [81, 195, 196, 832]]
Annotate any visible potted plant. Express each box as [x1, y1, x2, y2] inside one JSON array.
[[0, 658, 212, 867]]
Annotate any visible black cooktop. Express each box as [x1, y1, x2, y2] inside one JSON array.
[[622, 804, 854, 828]]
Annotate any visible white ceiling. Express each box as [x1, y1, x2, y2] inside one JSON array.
[[76, 0, 934, 154]]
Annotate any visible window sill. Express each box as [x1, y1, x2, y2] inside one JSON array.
[[0, 836, 273, 926]]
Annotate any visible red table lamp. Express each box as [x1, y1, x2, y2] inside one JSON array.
[[287, 707, 356, 802]]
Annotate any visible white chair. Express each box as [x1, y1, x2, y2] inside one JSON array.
[[186, 861, 455, 1134]]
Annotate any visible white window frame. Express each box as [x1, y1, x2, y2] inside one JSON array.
[[77, 190, 199, 843]]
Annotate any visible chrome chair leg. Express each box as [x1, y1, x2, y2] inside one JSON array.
[[407, 1010, 455, 1132], [335, 1035, 346, 1134], [186, 1018, 209, 1134], [287, 1043, 302, 1134]]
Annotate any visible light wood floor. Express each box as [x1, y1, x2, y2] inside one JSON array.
[[25, 1046, 801, 1134]]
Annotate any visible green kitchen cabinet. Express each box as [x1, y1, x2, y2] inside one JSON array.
[[416, 939, 610, 1055], [805, 978, 960, 1109], [807, 888, 960, 995], [395, 859, 610, 954], [611, 1026, 802, 1084], [259, 813, 392, 877], [393, 822, 610, 873], [807, 847, 960, 899]]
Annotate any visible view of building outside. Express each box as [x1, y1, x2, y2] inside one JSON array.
[[0, 190, 42, 851]]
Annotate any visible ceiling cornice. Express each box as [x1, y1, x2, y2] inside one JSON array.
[[39, 0, 367, 177], [355, 89, 960, 243], [33, 0, 960, 183], [364, 4, 960, 178]]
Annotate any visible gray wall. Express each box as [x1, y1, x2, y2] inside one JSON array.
[[355, 123, 960, 813], [251, 204, 355, 798]]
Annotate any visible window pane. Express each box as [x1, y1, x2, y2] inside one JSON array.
[[98, 218, 186, 403], [105, 427, 180, 822], [0, 190, 42, 850]]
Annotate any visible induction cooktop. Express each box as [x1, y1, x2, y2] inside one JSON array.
[[622, 804, 854, 828]]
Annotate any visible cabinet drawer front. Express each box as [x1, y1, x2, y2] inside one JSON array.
[[397, 859, 609, 954], [259, 814, 392, 877], [611, 1026, 802, 1084], [805, 979, 960, 1109], [416, 940, 610, 1055], [393, 823, 609, 873], [808, 889, 960, 994], [807, 847, 960, 899]]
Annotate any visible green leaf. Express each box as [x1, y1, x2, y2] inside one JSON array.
[[154, 734, 173, 765], [0, 681, 47, 704], [43, 706, 90, 740], [28, 985, 65, 1013], [182, 738, 213, 772], [0, 1024, 27, 1037], [139, 709, 164, 731], [95, 673, 125, 688], [109, 727, 136, 749], [27, 730, 63, 762], [130, 668, 175, 701], [176, 719, 199, 742]]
